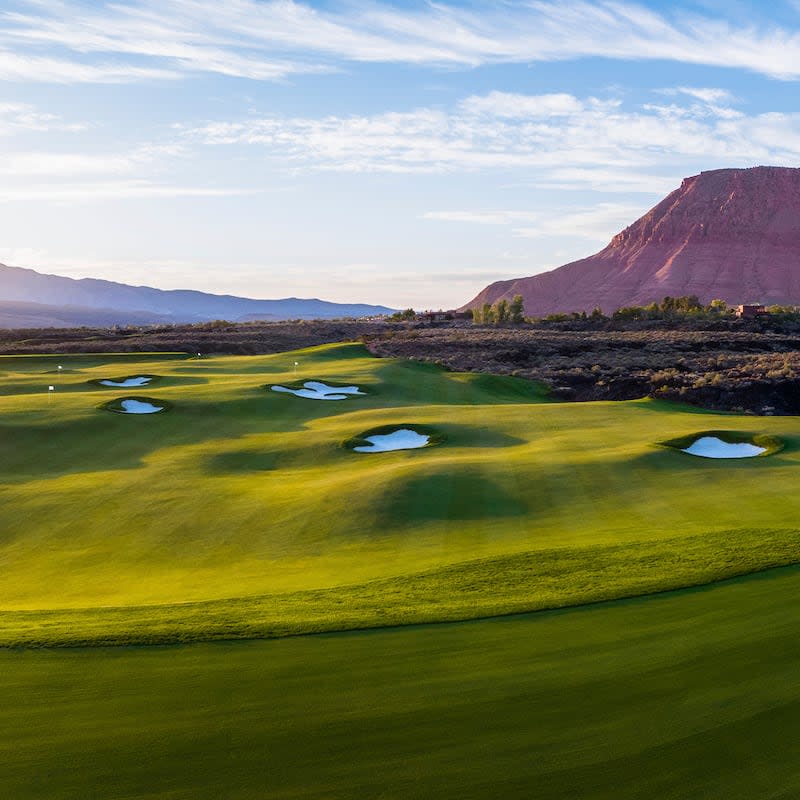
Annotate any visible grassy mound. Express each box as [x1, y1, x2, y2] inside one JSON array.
[[660, 429, 784, 456]]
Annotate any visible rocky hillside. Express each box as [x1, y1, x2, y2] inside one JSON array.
[[463, 166, 800, 316]]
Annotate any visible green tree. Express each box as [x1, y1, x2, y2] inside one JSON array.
[[509, 294, 525, 324], [495, 299, 510, 324], [482, 302, 495, 324], [709, 299, 728, 313]]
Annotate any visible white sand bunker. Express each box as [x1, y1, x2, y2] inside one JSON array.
[[354, 429, 430, 453], [100, 376, 152, 387], [682, 436, 766, 459], [271, 381, 365, 401], [118, 399, 164, 414]]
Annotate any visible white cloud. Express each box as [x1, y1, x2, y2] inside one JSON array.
[[3, 1, 800, 83], [0, 101, 86, 133], [0, 152, 137, 177], [0, 47, 179, 83], [0, 180, 257, 202], [511, 203, 648, 241], [183, 90, 800, 186], [460, 92, 588, 118], [660, 86, 737, 105], [425, 203, 646, 243], [424, 210, 541, 226]]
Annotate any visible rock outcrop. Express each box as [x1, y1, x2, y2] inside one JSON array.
[[462, 166, 800, 316]]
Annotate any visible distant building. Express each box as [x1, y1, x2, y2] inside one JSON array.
[[735, 304, 769, 318]]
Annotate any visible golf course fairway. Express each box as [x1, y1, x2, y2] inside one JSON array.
[[2, 567, 800, 798], [0, 343, 799, 645], [2, 343, 800, 797]]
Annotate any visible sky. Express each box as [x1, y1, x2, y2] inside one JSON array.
[[1, 1, 800, 309]]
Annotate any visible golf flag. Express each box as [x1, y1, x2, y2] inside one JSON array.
[[48, 385, 54, 391]]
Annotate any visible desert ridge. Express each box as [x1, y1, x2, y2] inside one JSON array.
[[463, 166, 800, 316]]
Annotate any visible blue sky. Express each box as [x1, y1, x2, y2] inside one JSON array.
[[2, 0, 800, 308]]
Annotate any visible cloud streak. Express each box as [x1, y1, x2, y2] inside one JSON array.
[[3, 0, 800, 83], [424, 204, 647, 243], [183, 89, 800, 189]]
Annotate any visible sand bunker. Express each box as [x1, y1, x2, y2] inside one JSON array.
[[271, 381, 365, 400], [682, 436, 766, 459], [99, 376, 152, 388], [354, 429, 430, 452], [118, 399, 164, 414]]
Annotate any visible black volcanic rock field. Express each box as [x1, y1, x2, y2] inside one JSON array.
[[363, 325, 800, 415]]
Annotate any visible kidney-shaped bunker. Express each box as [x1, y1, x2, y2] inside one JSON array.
[[345, 424, 443, 454], [661, 430, 782, 459], [101, 396, 171, 415]]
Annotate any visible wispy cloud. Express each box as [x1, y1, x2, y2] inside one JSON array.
[[183, 89, 800, 187], [3, 1, 800, 83], [0, 181, 257, 202], [0, 47, 179, 83], [424, 203, 646, 242], [0, 101, 87, 133], [424, 211, 541, 226]]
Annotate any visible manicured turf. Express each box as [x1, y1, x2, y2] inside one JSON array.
[[1, 342, 799, 645], [2, 567, 800, 799]]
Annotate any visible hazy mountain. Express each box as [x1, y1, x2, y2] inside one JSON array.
[[463, 166, 800, 316], [0, 264, 394, 328]]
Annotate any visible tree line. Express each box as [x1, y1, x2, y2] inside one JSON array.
[[471, 295, 525, 325]]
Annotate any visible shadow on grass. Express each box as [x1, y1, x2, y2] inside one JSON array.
[[377, 466, 529, 524]]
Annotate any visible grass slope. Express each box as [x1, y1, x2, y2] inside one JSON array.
[[2, 567, 800, 799], [1, 343, 799, 645]]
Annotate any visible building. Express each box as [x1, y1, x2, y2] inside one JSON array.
[[735, 304, 769, 319]]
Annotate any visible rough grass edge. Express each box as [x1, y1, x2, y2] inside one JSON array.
[[2, 527, 798, 649]]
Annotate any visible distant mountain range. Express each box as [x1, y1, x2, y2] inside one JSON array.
[[0, 264, 394, 328], [463, 166, 800, 316]]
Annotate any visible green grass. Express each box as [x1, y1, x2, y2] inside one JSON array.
[[3, 343, 800, 797], [1, 342, 799, 645], [3, 567, 800, 799]]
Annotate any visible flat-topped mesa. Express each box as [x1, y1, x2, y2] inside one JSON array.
[[462, 166, 800, 317]]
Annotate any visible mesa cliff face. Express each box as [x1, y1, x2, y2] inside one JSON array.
[[463, 166, 800, 316]]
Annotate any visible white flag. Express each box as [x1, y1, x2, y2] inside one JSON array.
[[48, 385, 54, 391]]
